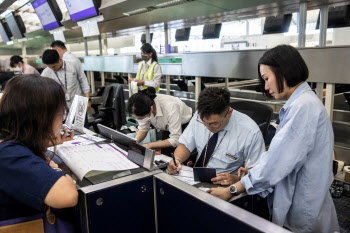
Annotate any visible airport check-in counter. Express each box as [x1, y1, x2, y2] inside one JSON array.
[[64, 128, 286, 233], [77, 169, 287, 233]]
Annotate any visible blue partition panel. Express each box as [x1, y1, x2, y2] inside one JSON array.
[[84, 175, 155, 233], [155, 178, 263, 233]]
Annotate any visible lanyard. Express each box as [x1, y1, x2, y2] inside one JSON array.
[[195, 130, 228, 167], [54, 61, 67, 91]]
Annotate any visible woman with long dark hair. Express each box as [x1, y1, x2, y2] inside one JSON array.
[[128, 43, 162, 93], [127, 87, 192, 153], [209, 45, 339, 232], [0, 75, 77, 222]]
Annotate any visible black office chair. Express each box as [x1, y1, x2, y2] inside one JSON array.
[[229, 101, 273, 144], [89, 84, 126, 133]]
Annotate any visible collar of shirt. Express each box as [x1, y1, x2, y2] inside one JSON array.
[[221, 110, 235, 132], [279, 82, 311, 119], [62, 51, 70, 59], [152, 97, 163, 118], [144, 58, 153, 67]]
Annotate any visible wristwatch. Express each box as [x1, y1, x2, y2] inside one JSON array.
[[229, 184, 239, 196]]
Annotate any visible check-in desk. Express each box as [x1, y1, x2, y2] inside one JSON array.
[[62, 129, 286, 233], [75, 168, 287, 233]]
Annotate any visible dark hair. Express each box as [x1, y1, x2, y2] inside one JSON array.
[[10, 55, 24, 68], [127, 87, 157, 117], [140, 43, 158, 62], [0, 75, 68, 160], [197, 87, 230, 119], [258, 45, 309, 97], [42, 49, 60, 65], [51, 40, 67, 50]]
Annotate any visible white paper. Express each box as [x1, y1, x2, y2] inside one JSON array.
[[74, 96, 89, 131], [131, 81, 138, 94], [57, 143, 139, 180], [172, 166, 199, 185], [49, 134, 105, 152]]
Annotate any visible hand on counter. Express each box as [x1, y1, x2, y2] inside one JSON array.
[[208, 187, 232, 201], [211, 173, 240, 186], [166, 158, 182, 174]]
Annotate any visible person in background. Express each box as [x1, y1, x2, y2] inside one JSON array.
[[167, 87, 265, 184], [127, 87, 192, 154], [51, 40, 81, 65], [209, 45, 339, 233], [10, 55, 40, 75], [128, 43, 162, 93], [0, 74, 77, 222], [41, 49, 90, 110]]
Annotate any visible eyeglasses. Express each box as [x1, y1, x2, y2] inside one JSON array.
[[196, 108, 230, 129]]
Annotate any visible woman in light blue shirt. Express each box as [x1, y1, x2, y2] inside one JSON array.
[[209, 45, 339, 233]]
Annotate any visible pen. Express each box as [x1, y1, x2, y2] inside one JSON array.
[[242, 159, 251, 178], [171, 153, 179, 174]]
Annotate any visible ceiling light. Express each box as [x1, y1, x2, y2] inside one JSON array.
[[156, 0, 193, 8]]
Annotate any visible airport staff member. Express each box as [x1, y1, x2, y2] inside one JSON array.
[[167, 87, 265, 179], [0, 75, 77, 222], [41, 49, 91, 111], [128, 43, 162, 93], [10, 55, 40, 75], [128, 87, 192, 153], [51, 40, 81, 65], [209, 45, 339, 233]]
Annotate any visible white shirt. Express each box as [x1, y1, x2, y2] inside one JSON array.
[[41, 61, 90, 107], [62, 51, 81, 65], [137, 94, 192, 147], [136, 59, 162, 90], [179, 110, 265, 174]]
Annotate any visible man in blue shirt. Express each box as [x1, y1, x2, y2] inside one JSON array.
[[167, 87, 265, 184]]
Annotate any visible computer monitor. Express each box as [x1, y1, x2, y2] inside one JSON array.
[[31, 0, 62, 31], [128, 142, 156, 170], [0, 21, 12, 42], [97, 124, 136, 147], [5, 12, 26, 39], [64, 0, 101, 22]]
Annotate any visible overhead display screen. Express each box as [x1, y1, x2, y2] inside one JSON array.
[[5, 13, 24, 40], [0, 22, 11, 42], [64, 0, 98, 22], [32, 0, 60, 30]]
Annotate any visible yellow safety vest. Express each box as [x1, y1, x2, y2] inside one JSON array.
[[136, 61, 160, 93]]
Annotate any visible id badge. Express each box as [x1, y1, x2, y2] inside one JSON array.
[[65, 93, 70, 101]]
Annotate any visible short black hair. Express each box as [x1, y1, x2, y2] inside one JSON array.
[[10, 55, 23, 68], [50, 40, 67, 50], [127, 87, 157, 117], [42, 49, 60, 65], [197, 87, 230, 119], [140, 43, 158, 62], [258, 45, 309, 97]]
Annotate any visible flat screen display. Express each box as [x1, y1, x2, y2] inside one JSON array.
[[5, 13, 24, 39], [0, 22, 11, 42], [32, 0, 60, 30], [64, 0, 98, 22]]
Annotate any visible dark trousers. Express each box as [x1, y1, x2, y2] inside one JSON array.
[[161, 122, 189, 156]]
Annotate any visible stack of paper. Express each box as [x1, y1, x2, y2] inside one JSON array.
[[57, 143, 139, 181], [172, 166, 199, 186]]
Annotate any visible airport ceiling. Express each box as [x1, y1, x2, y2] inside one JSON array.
[[0, 0, 349, 50]]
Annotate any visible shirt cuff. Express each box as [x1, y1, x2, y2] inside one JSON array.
[[168, 137, 179, 147], [241, 174, 273, 198]]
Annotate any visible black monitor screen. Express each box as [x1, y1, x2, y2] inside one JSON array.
[[5, 13, 24, 39], [0, 22, 11, 42]]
